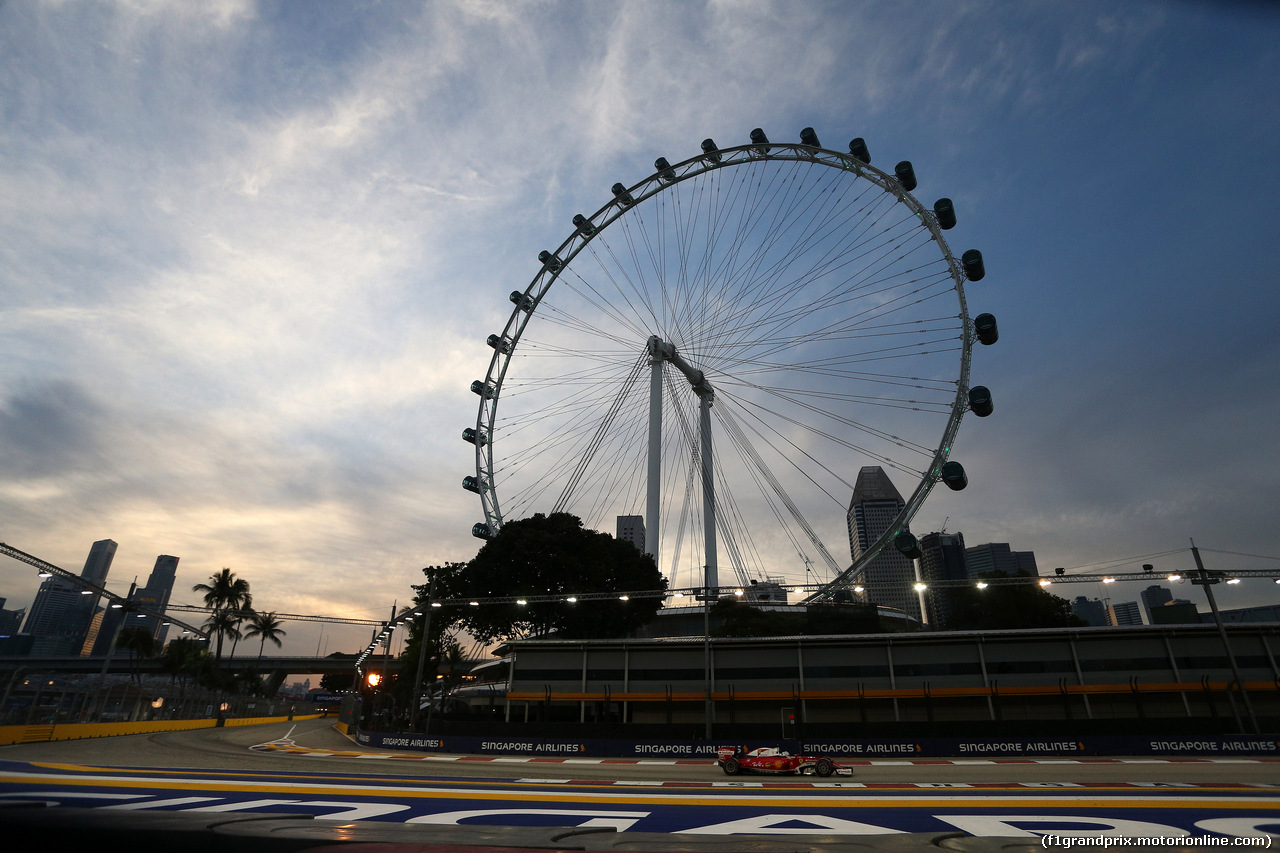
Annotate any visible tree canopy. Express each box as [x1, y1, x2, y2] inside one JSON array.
[[942, 571, 1087, 631], [420, 513, 667, 644]]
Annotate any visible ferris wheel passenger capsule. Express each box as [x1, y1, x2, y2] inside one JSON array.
[[471, 380, 495, 399], [849, 137, 871, 164], [933, 198, 957, 230], [701, 138, 721, 163], [974, 313, 999, 345], [462, 427, 487, 446], [463, 476, 481, 494], [472, 523, 492, 540], [961, 249, 985, 281], [572, 213, 596, 236], [894, 531, 923, 560], [800, 127, 821, 148], [940, 460, 968, 491], [895, 161, 918, 192], [538, 250, 563, 272], [487, 334, 513, 354], [654, 158, 677, 183], [749, 128, 770, 153], [968, 385, 994, 417], [510, 290, 535, 312], [611, 182, 634, 206]]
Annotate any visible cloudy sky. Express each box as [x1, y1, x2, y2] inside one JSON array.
[[2, 0, 1278, 657]]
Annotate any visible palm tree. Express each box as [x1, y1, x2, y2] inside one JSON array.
[[192, 569, 251, 669], [117, 626, 156, 685], [192, 567, 252, 614], [202, 608, 243, 669], [243, 611, 287, 661]]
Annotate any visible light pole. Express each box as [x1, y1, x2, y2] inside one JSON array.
[[409, 570, 437, 733], [1190, 541, 1259, 735]]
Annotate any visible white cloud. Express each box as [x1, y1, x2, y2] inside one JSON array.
[[1, 0, 1278, 647]]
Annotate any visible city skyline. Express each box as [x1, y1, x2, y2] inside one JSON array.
[[2, 2, 1279, 657]]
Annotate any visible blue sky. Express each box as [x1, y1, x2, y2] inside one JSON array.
[[2, 0, 1278, 656]]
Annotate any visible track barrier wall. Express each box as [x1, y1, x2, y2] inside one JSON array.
[[0, 713, 325, 746]]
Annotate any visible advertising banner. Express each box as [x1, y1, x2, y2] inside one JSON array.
[[352, 730, 1279, 757]]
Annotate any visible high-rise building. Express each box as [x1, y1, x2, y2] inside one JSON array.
[[23, 539, 117, 655], [847, 467, 919, 620], [1072, 596, 1108, 627], [616, 516, 645, 555], [133, 555, 180, 646], [919, 531, 968, 628], [965, 542, 1039, 577], [1107, 600, 1143, 626], [1139, 584, 1173, 624], [91, 580, 136, 657], [0, 597, 26, 636]]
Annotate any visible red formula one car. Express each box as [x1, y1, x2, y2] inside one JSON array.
[[716, 746, 852, 777]]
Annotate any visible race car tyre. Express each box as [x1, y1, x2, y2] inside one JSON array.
[[722, 758, 741, 775], [815, 758, 834, 777]]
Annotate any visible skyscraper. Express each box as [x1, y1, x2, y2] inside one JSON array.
[[965, 542, 1039, 577], [847, 466, 920, 620], [1107, 600, 1143, 626], [919, 531, 968, 628], [1139, 584, 1173, 624], [616, 516, 645, 555], [23, 538, 116, 655], [1072, 596, 1108, 626], [134, 555, 180, 645]]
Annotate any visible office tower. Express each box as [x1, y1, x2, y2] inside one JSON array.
[[1139, 584, 1173, 624], [1107, 600, 1143, 626], [965, 542, 1039, 577], [59, 538, 119, 653], [91, 580, 136, 657], [133, 555, 180, 645], [616, 516, 645, 555], [23, 539, 117, 655], [0, 598, 25, 635], [1072, 596, 1108, 627], [847, 466, 919, 620], [80, 539, 117, 587], [1148, 599, 1200, 625], [919, 531, 968, 628]]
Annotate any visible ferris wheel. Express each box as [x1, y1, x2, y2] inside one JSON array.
[[465, 127, 998, 599]]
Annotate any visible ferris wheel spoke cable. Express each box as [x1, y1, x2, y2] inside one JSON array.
[[721, 383, 935, 472], [714, 401, 843, 575], [716, 389, 866, 505], [701, 229, 944, 366], [708, 185, 906, 346], [552, 351, 648, 514]]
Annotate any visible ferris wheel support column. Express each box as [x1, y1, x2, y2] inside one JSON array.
[[698, 388, 719, 591], [645, 337, 663, 561]]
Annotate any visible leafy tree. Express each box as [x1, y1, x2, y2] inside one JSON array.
[[398, 565, 467, 717], [320, 669, 356, 692], [710, 598, 806, 637], [243, 611, 287, 661], [943, 571, 1087, 631], [451, 513, 667, 643], [159, 637, 204, 702]]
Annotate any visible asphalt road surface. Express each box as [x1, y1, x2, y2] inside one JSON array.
[[1, 720, 1278, 851]]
